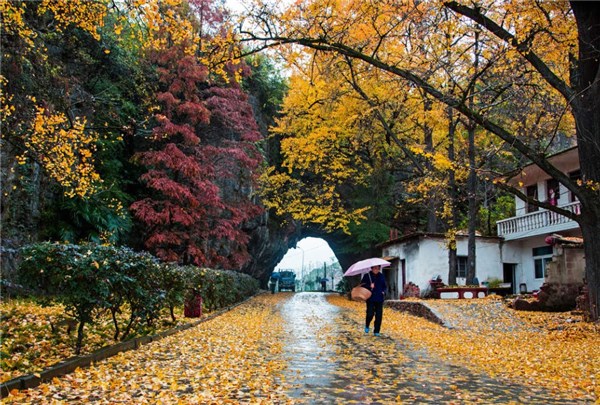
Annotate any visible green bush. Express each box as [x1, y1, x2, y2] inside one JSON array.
[[19, 243, 111, 354], [159, 262, 188, 322], [17, 242, 260, 353], [182, 266, 259, 311], [486, 278, 503, 288]]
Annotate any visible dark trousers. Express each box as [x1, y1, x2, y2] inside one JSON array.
[[365, 301, 384, 333]]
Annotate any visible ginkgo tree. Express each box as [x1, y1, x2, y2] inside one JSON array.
[[259, 53, 432, 248], [257, 5, 507, 285], [239, 0, 600, 319]]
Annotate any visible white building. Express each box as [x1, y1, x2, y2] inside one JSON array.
[[380, 147, 584, 299], [498, 146, 582, 294], [381, 233, 504, 298]]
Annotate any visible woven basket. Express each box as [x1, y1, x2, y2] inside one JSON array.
[[351, 286, 372, 302]]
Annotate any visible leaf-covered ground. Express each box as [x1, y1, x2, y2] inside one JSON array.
[[3, 293, 290, 403], [329, 295, 600, 402], [2, 293, 599, 403], [0, 298, 188, 383]]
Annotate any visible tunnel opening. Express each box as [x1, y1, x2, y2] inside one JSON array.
[[273, 237, 342, 292]]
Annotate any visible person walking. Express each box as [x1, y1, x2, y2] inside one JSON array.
[[361, 265, 387, 336]]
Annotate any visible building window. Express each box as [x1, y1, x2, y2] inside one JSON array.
[[569, 170, 581, 202], [533, 246, 553, 279], [457, 256, 467, 278], [547, 179, 559, 206], [526, 185, 538, 213]]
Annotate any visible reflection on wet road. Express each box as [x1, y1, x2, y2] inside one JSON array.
[[280, 292, 579, 404], [280, 293, 338, 399]]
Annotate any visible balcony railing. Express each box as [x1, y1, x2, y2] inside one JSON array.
[[497, 201, 581, 238]]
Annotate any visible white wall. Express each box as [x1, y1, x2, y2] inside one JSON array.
[[502, 236, 549, 292], [382, 235, 505, 295], [455, 238, 504, 285]]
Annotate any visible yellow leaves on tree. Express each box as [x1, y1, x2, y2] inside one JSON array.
[[130, 0, 196, 55], [0, 76, 15, 122], [114, 0, 241, 81], [20, 107, 102, 199], [260, 67, 394, 232], [38, 0, 107, 41], [280, 0, 577, 152], [1, 0, 107, 50], [260, 168, 369, 233], [0, 1, 36, 48], [262, 42, 464, 233]]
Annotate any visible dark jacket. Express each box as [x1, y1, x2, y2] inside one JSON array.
[[360, 271, 387, 302]]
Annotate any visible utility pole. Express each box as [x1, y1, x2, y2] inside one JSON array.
[[298, 246, 305, 292]]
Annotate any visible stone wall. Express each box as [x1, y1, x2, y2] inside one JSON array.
[[385, 300, 444, 325], [546, 245, 585, 285], [539, 244, 584, 311]]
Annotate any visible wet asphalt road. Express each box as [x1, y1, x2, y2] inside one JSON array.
[[279, 292, 584, 404]]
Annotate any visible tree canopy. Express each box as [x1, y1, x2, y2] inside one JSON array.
[[237, 0, 600, 319], [1, 0, 274, 271]]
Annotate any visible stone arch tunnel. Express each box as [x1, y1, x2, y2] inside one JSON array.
[[243, 219, 382, 288]]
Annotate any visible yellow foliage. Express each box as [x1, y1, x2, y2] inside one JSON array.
[[20, 107, 102, 199], [1, 0, 108, 49], [258, 0, 578, 226], [38, 0, 107, 41], [0, 2, 36, 47], [3, 293, 598, 402], [0, 76, 15, 122], [259, 168, 369, 233], [3, 294, 292, 403]]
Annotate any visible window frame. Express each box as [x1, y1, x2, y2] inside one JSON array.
[[526, 185, 539, 213], [457, 256, 468, 278], [533, 246, 553, 279]]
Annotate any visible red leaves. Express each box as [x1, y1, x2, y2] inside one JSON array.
[[177, 101, 210, 125], [204, 87, 262, 142], [132, 25, 264, 268], [152, 120, 200, 145], [156, 92, 179, 116]]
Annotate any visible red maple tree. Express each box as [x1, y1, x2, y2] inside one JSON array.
[[131, 2, 263, 268]]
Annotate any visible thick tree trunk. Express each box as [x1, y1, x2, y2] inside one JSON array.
[[579, 222, 600, 320], [447, 107, 459, 286], [570, 1, 600, 320], [466, 124, 477, 285], [423, 96, 439, 233]]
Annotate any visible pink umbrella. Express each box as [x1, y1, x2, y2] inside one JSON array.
[[344, 257, 391, 277]]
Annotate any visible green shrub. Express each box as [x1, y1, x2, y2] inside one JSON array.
[[18, 243, 111, 354], [486, 278, 503, 288], [159, 262, 188, 322], [17, 243, 259, 352], [182, 266, 259, 311]]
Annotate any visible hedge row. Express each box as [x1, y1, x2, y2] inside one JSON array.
[[17, 242, 260, 354]]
